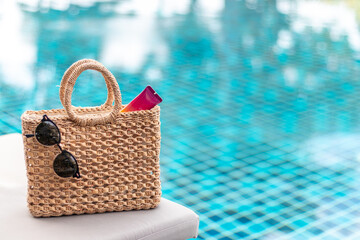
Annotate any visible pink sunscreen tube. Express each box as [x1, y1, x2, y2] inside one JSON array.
[[121, 86, 163, 112]]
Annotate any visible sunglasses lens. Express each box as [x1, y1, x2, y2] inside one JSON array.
[[53, 151, 78, 178], [35, 121, 60, 145]]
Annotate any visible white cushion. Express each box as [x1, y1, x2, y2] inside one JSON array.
[[0, 134, 199, 240]]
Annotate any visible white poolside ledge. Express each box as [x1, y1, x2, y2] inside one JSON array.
[[0, 133, 199, 240]]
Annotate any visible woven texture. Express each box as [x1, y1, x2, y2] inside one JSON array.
[[21, 59, 161, 217]]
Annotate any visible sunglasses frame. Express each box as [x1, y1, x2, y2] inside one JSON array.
[[26, 115, 81, 179]]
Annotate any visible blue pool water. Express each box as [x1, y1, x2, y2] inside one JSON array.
[[2, 0, 360, 239]]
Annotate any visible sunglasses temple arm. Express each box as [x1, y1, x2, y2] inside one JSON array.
[[25, 116, 49, 138]]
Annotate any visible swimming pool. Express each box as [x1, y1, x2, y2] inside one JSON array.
[[1, 0, 360, 239]]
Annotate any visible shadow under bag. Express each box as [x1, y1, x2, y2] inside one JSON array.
[[21, 59, 161, 217]]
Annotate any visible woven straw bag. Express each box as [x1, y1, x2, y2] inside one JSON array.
[[21, 59, 161, 217]]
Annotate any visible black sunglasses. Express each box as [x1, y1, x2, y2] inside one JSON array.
[[26, 115, 81, 179]]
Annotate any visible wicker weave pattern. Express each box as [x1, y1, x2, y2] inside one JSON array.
[[21, 60, 161, 217]]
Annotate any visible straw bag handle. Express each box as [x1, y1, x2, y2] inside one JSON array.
[[59, 59, 114, 109], [60, 59, 122, 126]]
